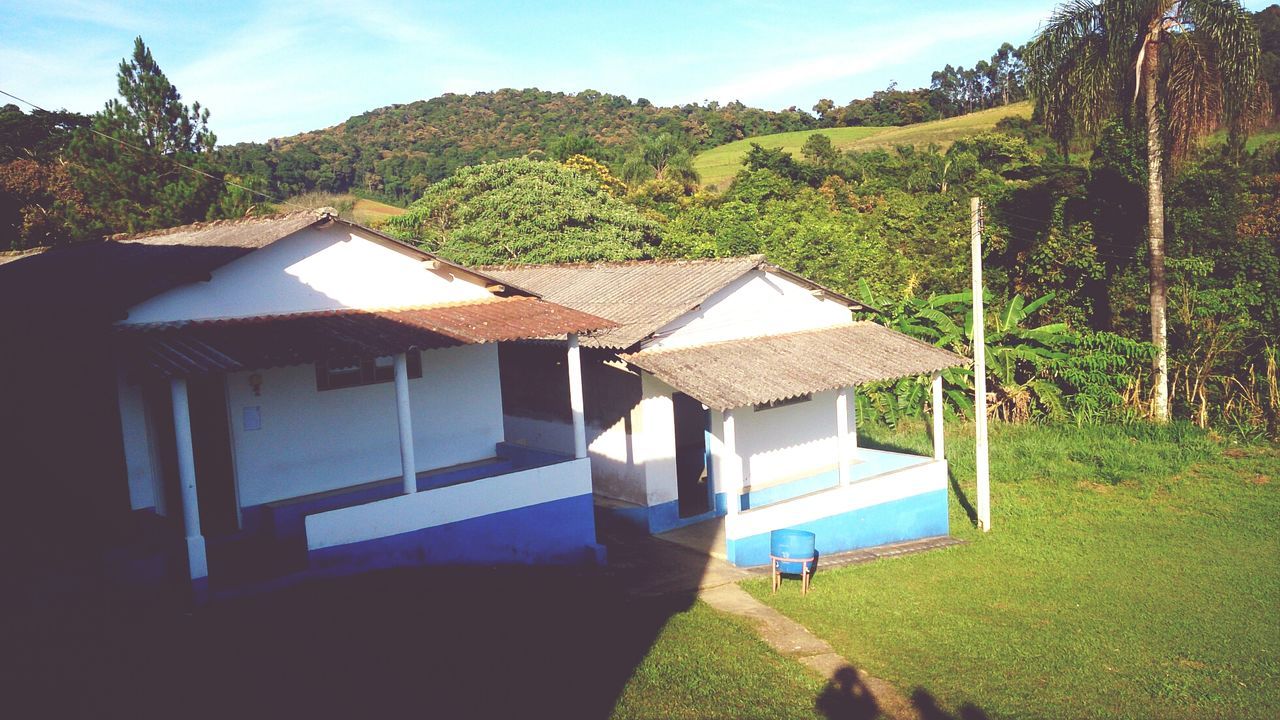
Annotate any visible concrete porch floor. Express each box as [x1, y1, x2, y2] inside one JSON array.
[[653, 514, 963, 571], [596, 510, 961, 598], [656, 516, 728, 560]]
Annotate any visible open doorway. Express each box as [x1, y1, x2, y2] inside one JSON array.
[[673, 392, 710, 518], [142, 377, 240, 536], [187, 376, 240, 536]]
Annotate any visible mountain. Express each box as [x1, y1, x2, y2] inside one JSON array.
[[217, 88, 817, 204]]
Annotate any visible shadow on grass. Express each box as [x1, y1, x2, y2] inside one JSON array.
[[813, 665, 990, 720], [909, 688, 992, 720], [3, 562, 699, 719]]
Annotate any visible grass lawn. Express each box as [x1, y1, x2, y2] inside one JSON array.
[[744, 421, 1280, 719], [281, 191, 406, 225], [692, 102, 1033, 191], [1206, 123, 1280, 152], [5, 563, 826, 718], [611, 601, 824, 719], [692, 126, 889, 191], [350, 196, 406, 224]]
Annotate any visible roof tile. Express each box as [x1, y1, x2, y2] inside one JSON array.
[[485, 256, 771, 348], [115, 296, 615, 378], [621, 322, 967, 411]]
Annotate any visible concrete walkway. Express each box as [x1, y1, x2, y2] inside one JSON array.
[[599, 520, 962, 720], [700, 583, 919, 720]]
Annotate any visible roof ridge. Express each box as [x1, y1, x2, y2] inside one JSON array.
[[109, 208, 328, 243], [477, 254, 765, 271]]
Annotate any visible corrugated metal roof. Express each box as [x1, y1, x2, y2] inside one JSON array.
[[113, 208, 324, 248], [620, 322, 967, 411], [0, 209, 542, 335], [0, 210, 332, 330], [485, 256, 866, 349], [115, 296, 615, 378]]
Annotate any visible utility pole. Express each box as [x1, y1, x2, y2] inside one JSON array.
[[971, 197, 991, 532]]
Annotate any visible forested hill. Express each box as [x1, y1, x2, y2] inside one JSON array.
[[217, 89, 818, 202]]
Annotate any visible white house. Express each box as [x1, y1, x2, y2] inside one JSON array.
[[98, 209, 613, 595], [488, 258, 966, 566]]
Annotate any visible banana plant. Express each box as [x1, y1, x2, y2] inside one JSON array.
[[855, 282, 1153, 424]]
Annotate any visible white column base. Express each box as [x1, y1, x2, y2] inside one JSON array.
[[186, 535, 208, 580]]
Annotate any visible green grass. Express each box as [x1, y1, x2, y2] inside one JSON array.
[[691, 102, 1033, 191], [611, 601, 824, 719], [743, 421, 1280, 719], [692, 126, 889, 191], [839, 102, 1032, 154], [351, 196, 406, 224], [1206, 123, 1280, 152], [282, 191, 406, 225]]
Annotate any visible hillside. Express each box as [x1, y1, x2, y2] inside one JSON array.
[[282, 192, 406, 225], [217, 88, 816, 203], [692, 102, 1033, 190], [693, 126, 889, 191]]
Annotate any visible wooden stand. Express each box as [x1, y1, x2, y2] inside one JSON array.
[[771, 555, 814, 595]]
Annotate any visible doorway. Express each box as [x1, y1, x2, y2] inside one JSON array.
[[673, 392, 710, 518], [142, 377, 240, 536]]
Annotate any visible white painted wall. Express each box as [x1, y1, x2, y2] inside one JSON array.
[[726, 458, 946, 540], [116, 373, 157, 511], [503, 415, 576, 456], [638, 372, 678, 506], [120, 225, 493, 325], [735, 390, 845, 490], [227, 343, 504, 507], [626, 374, 855, 510], [586, 410, 646, 505], [501, 411, 648, 506], [306, 458, 592, 550], [646, 269, 852, 350]]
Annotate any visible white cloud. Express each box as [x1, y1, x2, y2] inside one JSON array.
[[692, 7, 1049, 108], [14, 0, 162, 34]]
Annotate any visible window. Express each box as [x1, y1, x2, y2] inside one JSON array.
[[753, 393, 812, 412], [316, 353, 421, 391]]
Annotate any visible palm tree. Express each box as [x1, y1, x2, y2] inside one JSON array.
[[1024, 0, 1265, 422], [621, 133, 700, 190]]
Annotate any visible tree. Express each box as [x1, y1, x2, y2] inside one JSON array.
[[1025, 0, 1265, 421], [67, 37, 226, 235], [382, 157, 660, 265], [0, 104, 88, 162], [621, 133, 700, 190], [801, 133, 838, 167]]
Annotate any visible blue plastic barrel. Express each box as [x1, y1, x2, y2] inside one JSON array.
[[770, 529, 816, 574]]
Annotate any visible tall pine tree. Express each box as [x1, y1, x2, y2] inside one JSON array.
[[69, 37, 227, 236]]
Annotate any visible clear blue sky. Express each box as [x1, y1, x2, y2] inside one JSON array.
[[1, 0, 1275, 144]]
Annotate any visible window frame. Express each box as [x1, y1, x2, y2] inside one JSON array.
[[315, 352, 422, 392]]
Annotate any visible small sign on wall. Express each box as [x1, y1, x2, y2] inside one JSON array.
[[243, 406, 262, 431]]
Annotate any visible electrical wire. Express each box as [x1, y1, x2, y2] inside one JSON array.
[[0, 88, 307, 212]]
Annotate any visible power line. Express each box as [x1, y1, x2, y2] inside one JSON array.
[[0, 88, 306, 212]]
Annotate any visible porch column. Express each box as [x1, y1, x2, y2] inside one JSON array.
[[722, 409, 741, 517], [836, 386, 854, 485], [169, 378, 207, 581], [394, 352, 417, 494], [567, 333, 587, 459], [931, 372, 944, 461]]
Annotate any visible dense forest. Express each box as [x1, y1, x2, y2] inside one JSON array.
[[219, 43, 1029, 203], [3, 4, 1280, 438]]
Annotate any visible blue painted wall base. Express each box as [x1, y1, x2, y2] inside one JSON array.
[[725, 489, 949, 567], [308, 493, 604, 573], [596, 497, 718, 535]]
